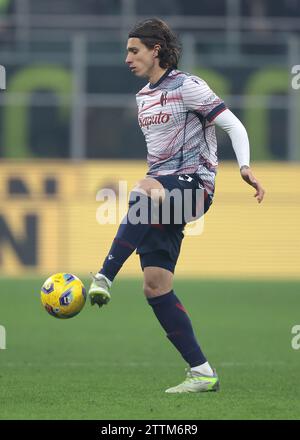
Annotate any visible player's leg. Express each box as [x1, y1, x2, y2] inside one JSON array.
[[89, 177, 165, 307], [142, 262, 219, 393]]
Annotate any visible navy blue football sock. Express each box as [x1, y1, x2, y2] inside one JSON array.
[[147, 290, 207, 367], [100, 191, 158, 281]]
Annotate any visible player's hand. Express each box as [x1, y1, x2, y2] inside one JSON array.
[[240, 166, 265, 203]]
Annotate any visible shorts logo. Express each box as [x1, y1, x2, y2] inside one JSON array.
[[178, 175, 194, 183]]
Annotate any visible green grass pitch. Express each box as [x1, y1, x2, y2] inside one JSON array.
[[0, 278, 300, 420]]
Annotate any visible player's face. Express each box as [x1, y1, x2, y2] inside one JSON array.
[[125, 38, 160, 79]]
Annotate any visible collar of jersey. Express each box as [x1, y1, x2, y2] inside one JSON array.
[[149, 67, 173, 89]]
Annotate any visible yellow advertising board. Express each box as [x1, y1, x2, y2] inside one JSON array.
[[0, 160, 299, 279]]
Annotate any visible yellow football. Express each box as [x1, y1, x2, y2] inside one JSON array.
[[41, 273, 86, 319]]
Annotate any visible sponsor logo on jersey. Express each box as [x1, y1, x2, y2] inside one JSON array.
[[138, 111, 171, 129]]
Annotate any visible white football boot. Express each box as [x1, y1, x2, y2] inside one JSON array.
[[165, 368, 220, 393], [88, 273, 111, 308]]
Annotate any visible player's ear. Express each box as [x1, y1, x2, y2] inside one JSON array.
[[153, 44, 161, 58]]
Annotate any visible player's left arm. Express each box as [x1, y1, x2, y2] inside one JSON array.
[[213, 109, 265, 204]]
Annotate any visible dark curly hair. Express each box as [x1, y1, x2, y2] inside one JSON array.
[[128, 18, 181, 69]]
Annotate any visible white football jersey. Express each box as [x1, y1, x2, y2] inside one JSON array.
[[136, 69, 226, 195]]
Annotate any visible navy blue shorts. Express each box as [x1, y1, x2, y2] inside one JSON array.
[[137, 173, 213, 274]]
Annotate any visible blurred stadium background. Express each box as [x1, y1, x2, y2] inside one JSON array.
[[0, 0, 300, 421], [0, 0, 299, 279]]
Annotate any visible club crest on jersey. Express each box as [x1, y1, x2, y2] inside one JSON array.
[[160, 91, 168, 106]]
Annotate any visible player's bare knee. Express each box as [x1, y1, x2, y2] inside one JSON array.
[[143, 268, 173, 298], [143, 282, 161, 298]]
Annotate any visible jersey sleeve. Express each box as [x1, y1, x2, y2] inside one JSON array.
[[181, 76, 226, 122], [214, 109, 250, 167]]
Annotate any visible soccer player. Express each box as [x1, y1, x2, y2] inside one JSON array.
[[89, 18, 265, 393]]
